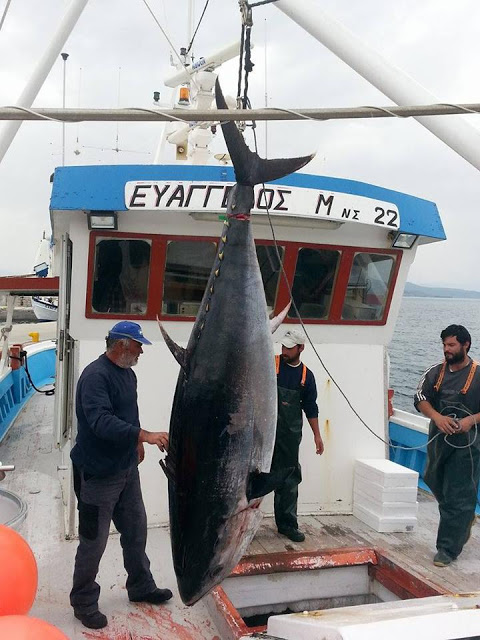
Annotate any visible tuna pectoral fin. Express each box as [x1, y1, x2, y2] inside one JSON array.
[[215, 79, 314, 186], [270, 302, 292, 334], [247, 467, 295, 501], [156, 317, 187, 369]]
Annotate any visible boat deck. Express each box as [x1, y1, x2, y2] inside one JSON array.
[[1, 391, 479, 639]]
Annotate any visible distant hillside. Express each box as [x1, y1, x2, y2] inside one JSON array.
[[405, 282, 480, 299]]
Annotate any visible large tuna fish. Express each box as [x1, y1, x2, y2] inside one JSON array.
[[159, 80, 313, 605]]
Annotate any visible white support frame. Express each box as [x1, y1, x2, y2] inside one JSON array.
[[275, 0, 480, 172]]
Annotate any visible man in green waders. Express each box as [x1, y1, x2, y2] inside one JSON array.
[[415, 324, 480, 567], [271, 329, 324, 542]]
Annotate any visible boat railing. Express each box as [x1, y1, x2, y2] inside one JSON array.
[[389, 409, 429, 489], [389, 408, 480, 513], [0, 341, 56, 443]]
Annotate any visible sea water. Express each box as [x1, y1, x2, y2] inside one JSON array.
[[389, 297, 480, 412]]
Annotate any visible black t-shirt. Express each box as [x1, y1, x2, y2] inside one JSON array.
[[71, 354, 141, 476], [414, 358, 480, 447]]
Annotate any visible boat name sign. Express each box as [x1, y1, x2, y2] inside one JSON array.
[[125, 181, 400, 229]]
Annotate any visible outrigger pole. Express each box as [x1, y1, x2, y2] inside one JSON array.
[[0, 0, 89, 164], [274, 0, 480, 172]]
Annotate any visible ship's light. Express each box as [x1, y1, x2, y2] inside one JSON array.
[[87, 211, 118, 230], [391, 232, 417, 249]]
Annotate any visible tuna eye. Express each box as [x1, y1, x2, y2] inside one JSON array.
[[209, 565, 224, 579]]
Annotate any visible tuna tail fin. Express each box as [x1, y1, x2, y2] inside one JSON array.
[[156, 317, 187, 369], [246, 467, 295, 501], [215, 79, 314, 187]]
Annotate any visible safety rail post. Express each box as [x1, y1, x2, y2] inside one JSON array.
[[0, 294, 15, 373]]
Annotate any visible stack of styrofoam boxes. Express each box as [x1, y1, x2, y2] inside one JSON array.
[[353, 459, 418, 533]]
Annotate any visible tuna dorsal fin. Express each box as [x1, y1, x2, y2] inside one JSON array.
[[156, 317, 187, 369], [246, 467, 295, 501], [215, 79, 315, 186], [270, 301, 292, 334]]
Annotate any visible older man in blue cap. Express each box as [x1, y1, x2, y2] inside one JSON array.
[[70, 321, 172, 630]]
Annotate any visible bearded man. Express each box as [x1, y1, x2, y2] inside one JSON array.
[[415, 324, 480, 567]]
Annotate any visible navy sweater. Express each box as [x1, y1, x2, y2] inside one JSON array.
[[71, 354, 141, 476]]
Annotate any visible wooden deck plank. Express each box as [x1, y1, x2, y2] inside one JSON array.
[[249, 491, 480, 596]]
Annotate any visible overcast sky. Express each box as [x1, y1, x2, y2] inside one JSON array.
[[0, 0, 479, 288]]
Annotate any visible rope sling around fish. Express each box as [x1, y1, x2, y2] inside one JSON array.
[[236, 0, 479, 462]]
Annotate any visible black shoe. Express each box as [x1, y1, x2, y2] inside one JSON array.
[[433, 549, 454, 567], [130, 588, 173, 604], [278, 527, 305, 542], [74, 610, 108, 629]]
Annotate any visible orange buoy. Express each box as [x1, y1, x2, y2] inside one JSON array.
[[0, 525, 38, 615], [0, 615, 69, 639]]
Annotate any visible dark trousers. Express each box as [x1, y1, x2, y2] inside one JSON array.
[[70, 464, 156, 614], [273, 462, 302, 531], [424, 436, 480, 558]]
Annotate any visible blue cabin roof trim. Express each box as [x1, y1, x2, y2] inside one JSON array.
[[50, 164, 446, 241]]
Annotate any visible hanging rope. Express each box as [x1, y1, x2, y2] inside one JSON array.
[[236, 0, 255, 124], [242, 20, 255, 110], [249, 0, 279, 6], [186, 0, 211, 55]]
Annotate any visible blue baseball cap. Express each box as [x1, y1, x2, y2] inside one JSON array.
[[108, 321, 152, 345]]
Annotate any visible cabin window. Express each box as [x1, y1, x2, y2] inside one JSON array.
[[256, 245, 284, 312], [92, 238, 151, 314], [162, 240, 217, 316], [341, 252, 395, 321], [288, 247, 340, 319]]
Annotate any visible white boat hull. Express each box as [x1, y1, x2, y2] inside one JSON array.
[[31, 296, 58, 321]]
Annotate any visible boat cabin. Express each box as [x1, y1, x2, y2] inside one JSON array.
[[45, 163, 445, 530]]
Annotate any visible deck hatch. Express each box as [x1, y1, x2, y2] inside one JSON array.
[[206, 547, 446, 639]]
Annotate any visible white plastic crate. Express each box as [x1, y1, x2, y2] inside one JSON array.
[[354, 488, 418, 518], [355, 459, 418, 488], [354, 475, 418, 504]]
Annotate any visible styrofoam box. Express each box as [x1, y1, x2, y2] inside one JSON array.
[[267, 594, 480, 640], [355, 459, 418, 488], [353, 502, 417, 533], [354, 489, 418, 518], [354, 475, 418, 503]]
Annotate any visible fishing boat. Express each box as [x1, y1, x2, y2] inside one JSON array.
[[1, 1, 480, 638], [31, 235, 59, 322]]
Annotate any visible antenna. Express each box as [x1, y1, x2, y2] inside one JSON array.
[[61, 52, 69, 165], [78, 65, 150, 157], [264, 18, 268, 157], [74, 67, 82, 156]]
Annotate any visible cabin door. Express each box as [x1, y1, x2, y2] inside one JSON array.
[[54, 234, 76, 449]]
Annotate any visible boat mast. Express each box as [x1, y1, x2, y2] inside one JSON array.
[[274, 0, 480, 172], [0, 0, 89, 164]]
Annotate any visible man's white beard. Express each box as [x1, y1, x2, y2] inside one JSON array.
[[117, 353, 138, 369]]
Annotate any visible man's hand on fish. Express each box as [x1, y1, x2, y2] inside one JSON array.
[[139, 429, 169, 452]]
